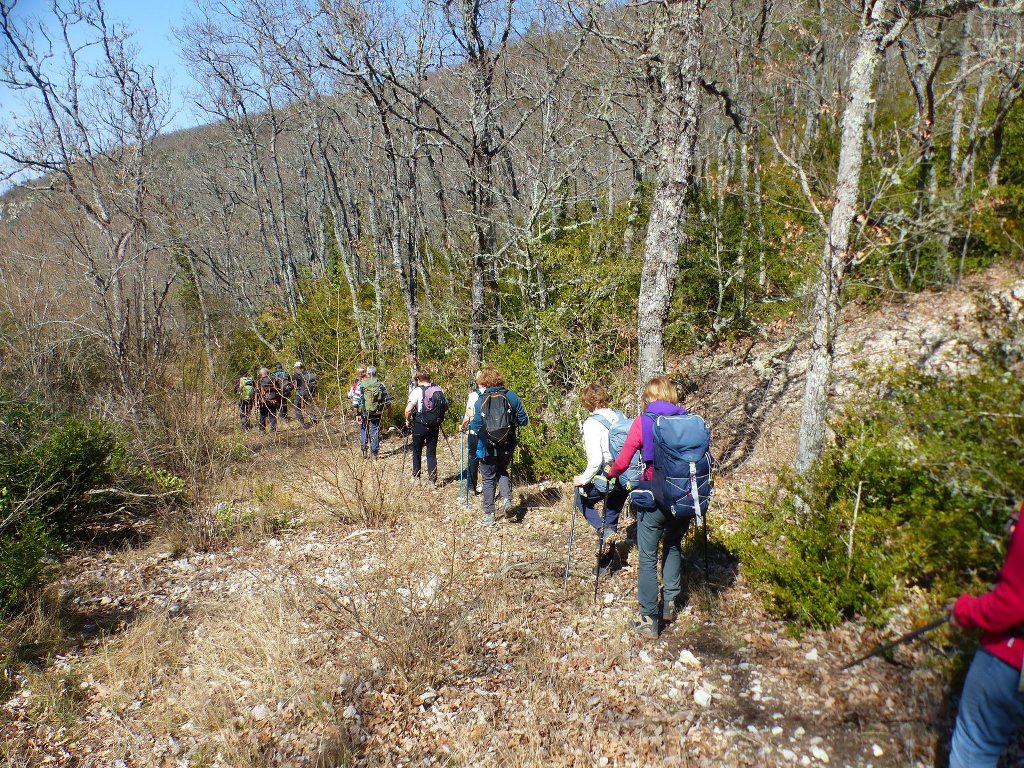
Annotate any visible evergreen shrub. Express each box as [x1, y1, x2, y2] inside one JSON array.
[[733, 357, 1024, 628], [0, 393, 166, 614]]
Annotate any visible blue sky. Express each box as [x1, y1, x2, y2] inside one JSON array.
[[0, 0, 203, 133]]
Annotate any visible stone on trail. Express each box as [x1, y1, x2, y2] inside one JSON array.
[[810, 745, 830, 763], [693, 688, 712, 707], [678, 649, 701, 667], [804, 648, 819, 662], [872, 744, 884, 757]]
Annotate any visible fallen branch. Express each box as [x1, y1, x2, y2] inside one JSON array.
[[84, 487, 183, 499]]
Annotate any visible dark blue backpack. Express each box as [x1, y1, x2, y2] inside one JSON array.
[[651, 413, 713, 522], [591, 411, 644, 491]]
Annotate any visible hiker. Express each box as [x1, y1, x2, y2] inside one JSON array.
[[233, 367, 256, 430], [572, 383, 629, 576], [256, 366, 282, 433], [469, 367, 528, 527], [348, 365, 368, 412], [605, 375, 703, 638], [292, 361, 318, 429], [404, 371, 448, 484], [357, 365, 391, 458], [272, 362, 293, 419], [948, 501, 1024, 768], [458, 371, 484, 496]]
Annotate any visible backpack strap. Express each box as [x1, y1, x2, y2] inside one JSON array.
[[589, 409, 624, 432]]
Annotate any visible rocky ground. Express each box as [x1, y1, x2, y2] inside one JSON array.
[[3, 266, 1022, 767]]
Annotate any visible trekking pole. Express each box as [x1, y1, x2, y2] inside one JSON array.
[[593, 480, 612, 603], [458, 431, 466, 501], [840, 615, 950, 671], [563, 489, 578, 585], [690, 467, 710, 583]]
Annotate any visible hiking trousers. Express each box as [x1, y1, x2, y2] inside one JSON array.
[[467, 432, 480, 493], [411, 426, 439, 482], [258, 403, 278, 433], [480, 452, 512, 518], [294, 392, 314, 428], [360, 416, 382, 456], [576, 482, 627, 534], [950, 648, 1024, 768], [631, 486, 691, 620], [239, 400, 254, 429]]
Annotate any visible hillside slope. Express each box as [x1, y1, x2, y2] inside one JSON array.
[[3, 267, 1022, 768]]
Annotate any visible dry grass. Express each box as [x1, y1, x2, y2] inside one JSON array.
[[86, 584, 352, 767]]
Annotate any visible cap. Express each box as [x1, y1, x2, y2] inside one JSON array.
[[294, 361, 303, 368]]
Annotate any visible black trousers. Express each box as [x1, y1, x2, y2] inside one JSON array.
[[259, 401, 280, 432], [467, 432, 480, 492], [239, 400, 254, 429], [411, 426, 439, 481]]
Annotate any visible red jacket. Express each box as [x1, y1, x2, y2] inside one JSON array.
[[953, 505, 1024, 670]]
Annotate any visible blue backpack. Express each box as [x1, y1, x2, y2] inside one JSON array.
[[650, 413, 713, 523], [591, 411, 644, 492]]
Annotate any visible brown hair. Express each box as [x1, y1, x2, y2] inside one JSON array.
[[414, 371, 430, 383], [477, 367, 505, 389], [580, 383, 610, 412], [642, 375, 679, 406]]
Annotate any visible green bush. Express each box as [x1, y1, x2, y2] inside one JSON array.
[[514, 418, 585, 483], [732, 359, 1024, 628], [0, 392, 171, 614]]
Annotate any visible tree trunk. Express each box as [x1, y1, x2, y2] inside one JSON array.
[[794, 1, 905, 475], [636, 0, 703, 387]]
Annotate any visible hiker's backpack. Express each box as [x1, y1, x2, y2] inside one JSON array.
[[480, 389, 515, 447], [650, 413, 713, 523], [273, 370, 294, 397], [591, 411, 644, 491], [259, 375, 281, 406], [417, 384, 448, 428], [238, 375, 255, 403], [361, 377, 385, 417], [303, 372, 318, 395]]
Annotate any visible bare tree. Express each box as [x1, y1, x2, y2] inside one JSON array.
[[0, 0, 172, 394]]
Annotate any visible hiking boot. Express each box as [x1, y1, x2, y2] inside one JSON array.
[[498, 497, 515, 519], [662, 598, 688, 623], [481, 514, 496, 528], [629, 614, 659, 639]]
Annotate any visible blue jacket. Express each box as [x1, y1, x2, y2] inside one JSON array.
[[470, 387, 528, 458]]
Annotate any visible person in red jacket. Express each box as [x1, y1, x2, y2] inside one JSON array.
[[949, 502, 1024, 768], [605, 375, 692, 639]]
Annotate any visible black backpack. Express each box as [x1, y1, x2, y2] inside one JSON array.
[[417, 384, 448, 428], [274, 370, 294, 397], [480, 389, 515, 447]]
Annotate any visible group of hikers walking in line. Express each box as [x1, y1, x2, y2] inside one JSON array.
[[231, 359, 1024, 766], [234, 361, 319, 432]]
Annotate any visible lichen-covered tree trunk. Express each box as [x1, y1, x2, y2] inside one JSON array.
[[636, 0, 703, 388], [795, 1, 904, 475]]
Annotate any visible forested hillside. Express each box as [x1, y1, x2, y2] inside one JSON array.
[[2, 0, 1024, 765]]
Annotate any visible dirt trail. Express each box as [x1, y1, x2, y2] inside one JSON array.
[[4, 267, 1022, 767]]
